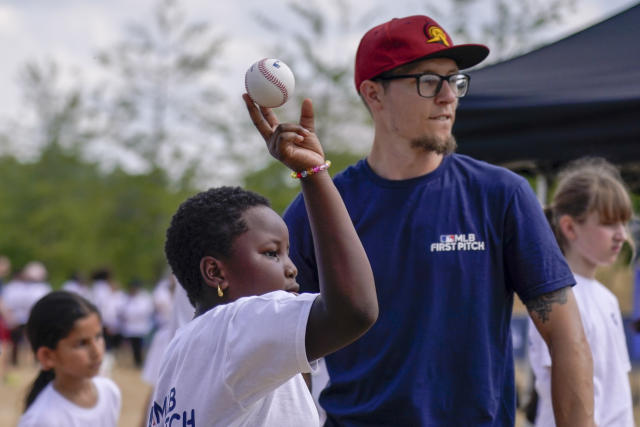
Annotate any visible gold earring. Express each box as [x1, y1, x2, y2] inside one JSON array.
[[217, 285, 223, 297]]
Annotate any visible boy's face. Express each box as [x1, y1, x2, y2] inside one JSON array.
[[222, 205, 299, 299]]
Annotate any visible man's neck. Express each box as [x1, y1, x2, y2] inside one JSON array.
[[367, 141, 444, 180]]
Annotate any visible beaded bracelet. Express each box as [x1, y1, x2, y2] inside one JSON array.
[[290, 160, 332, 179]]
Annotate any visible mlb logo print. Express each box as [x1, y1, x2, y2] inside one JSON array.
[[440, 235, 455, 243]]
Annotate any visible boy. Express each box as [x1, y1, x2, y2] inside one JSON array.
[[148, 96, 377, 426]]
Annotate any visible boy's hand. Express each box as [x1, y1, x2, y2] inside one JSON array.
[[243, 94, 325, 172]]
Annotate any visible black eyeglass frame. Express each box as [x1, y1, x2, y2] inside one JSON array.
[[375, 72, 471, 98]]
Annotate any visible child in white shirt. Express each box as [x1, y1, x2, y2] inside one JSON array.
[[148, 95, 378, 426], [528, 157, 634, 426], [18, 291, 121, 427]]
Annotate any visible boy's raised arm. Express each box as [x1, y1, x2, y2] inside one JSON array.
[[243, 95, 378, 361]]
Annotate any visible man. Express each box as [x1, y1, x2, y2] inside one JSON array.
[[283, 15, 594, 426]]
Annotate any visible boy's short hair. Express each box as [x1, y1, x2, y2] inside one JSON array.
[[165, 186, 270, 306]]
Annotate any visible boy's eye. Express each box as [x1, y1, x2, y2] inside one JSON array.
[[265, 250, 279, 258]]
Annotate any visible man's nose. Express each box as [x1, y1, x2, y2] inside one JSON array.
[[436, 79, 457, 103]]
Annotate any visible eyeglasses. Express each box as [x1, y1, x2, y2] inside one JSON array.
[[376, 72, 471, 98]]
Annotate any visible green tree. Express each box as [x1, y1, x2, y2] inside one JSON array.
[[0, 145, 193, 287], [425, 0, 578, 62], [244, 151, 363, 214], [3, 59, 92, 161], [94, 0, 239, 186], [252, 0, 373, 155]]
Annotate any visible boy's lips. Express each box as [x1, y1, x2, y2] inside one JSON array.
[[285, 281, 300, 294]]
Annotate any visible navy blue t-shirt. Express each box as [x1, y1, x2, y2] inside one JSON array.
[[283, 154, 574, 426]]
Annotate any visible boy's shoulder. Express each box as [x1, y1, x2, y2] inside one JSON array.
[[177, 291, 318, 339]]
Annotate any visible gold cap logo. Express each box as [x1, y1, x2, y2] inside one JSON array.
[[426, 26, 450, 46]]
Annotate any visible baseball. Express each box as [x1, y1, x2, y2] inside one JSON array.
[[244, 58, 295, 108]]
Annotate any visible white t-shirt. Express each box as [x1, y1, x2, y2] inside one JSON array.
[[142, 284, 194, 386], [91, 280, 112, 315], [62, 280, 92, 301], [18, 376, 121, 427], [528, 273, 633, 427], [101, 290, 127, 333], [142, 327, 173, 386], [120, 290, 154, 337], [148, 290, 320, 427], [3, 280, 51, 326], [152, 278, 173, 328], [167, 283, 194, 337]]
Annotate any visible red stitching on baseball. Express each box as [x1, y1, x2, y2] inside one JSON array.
[[244, 67, 252, 101], [257, 58, 288, 105]]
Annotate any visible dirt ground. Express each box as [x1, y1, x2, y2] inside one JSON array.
[[1, 345, 639, 426]]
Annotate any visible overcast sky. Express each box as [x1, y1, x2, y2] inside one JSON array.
[[0, 0, 637, 119]]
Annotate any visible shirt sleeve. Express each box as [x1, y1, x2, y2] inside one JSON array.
[[222, 292, 318, 406], [503, 182, 575, 303], [17, 408, 60, 427]]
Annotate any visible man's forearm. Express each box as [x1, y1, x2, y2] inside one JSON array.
[[527, 287, 595, 427], [549, 332, 594, 426]]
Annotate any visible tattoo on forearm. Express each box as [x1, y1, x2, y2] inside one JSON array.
[[525, 287, 568, 323]]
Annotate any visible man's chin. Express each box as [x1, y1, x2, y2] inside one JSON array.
[[411, 134, 457, 155]]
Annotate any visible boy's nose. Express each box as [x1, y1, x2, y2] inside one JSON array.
[[285, 264, 297, 279]]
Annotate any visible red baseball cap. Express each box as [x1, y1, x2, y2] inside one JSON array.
[[354, 15, 489, 92]]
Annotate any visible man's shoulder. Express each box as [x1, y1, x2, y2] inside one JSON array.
[[450, 153, 523, 178], [284, 159, 367, 223], [449, 153, 527, 190]]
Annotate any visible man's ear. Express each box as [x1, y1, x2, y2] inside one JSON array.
[[359, 80, 384, 111], [200, 256, 226, 290], [558, 214, 576, 241], [36, 347, 56, 371]]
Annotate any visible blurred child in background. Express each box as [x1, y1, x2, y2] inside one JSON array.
[[528, 157, 634, 426], [3, 261, 51, 366], [120, 279, 154, 369], [62, 272, 92, 301], [18, 290, 121, 426], [0, 255, 12, 378]]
